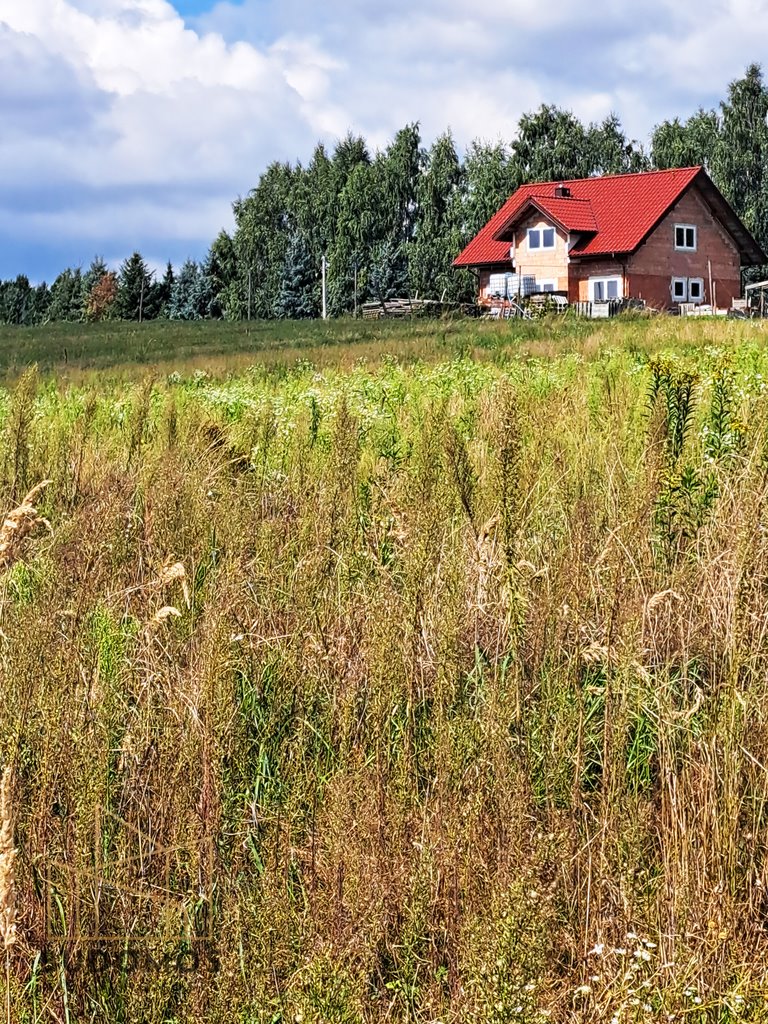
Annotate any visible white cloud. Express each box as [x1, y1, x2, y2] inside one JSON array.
[[2, 0, 768, 280], [0, 0, 342, 277]]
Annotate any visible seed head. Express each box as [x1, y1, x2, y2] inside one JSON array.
[[0, 767, 18, 949]]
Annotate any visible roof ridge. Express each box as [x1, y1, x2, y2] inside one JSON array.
[[522, 166, 702, 188]]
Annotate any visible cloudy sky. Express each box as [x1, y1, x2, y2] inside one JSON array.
[[1, 0, 766, 282]]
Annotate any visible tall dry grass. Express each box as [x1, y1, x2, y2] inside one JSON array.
[[0, 323, 767, 1021]]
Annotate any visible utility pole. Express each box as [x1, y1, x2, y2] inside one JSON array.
[[353, 260, 358, 318], [322, 255, 327, 320], [139, 276, 144, 323], [247, 268, 252, 322]]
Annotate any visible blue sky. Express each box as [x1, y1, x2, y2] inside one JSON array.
[[1, 0, 765, 284]]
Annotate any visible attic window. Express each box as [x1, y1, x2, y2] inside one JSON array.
[[528, 227, 556, 250], [675, 224, 697, 251]]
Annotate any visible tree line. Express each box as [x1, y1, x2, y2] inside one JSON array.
[[4, 63, 768, 326]]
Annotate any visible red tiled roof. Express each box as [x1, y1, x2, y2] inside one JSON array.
[[532, 196, 598, 233], [454, 167, 702, 267]]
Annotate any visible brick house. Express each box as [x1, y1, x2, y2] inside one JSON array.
[[454, 167, 765, 310]]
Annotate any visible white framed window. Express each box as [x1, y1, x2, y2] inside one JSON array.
[[671, 277, 705, 303], [688, 278, 704, 303], [528, 227, 556, 250], [674, 224, 697, 251], [671, 277, 688, 301], [538, 280, 557, 292], [589, 276, 622, 302]]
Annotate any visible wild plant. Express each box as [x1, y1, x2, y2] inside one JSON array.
[[704, 359, 745, 462], [648, 357, 719, 563], [3, 365, 38, 501], [0, 768, 17, 1024]]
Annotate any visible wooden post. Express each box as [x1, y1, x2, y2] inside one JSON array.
[[353, 260, 358, 318], [708, 260, 714, 309], [322, 255, 327, 320]]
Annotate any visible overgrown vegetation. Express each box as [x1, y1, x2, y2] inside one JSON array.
[[1, 318, 768, 1021]]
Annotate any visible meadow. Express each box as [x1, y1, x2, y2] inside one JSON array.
[[2, 315, 768, 1022]]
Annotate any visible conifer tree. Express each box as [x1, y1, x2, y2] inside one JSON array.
[[116, 252, 154, 321], [274, 234, 318, 319], [48, 268, 83, 321]]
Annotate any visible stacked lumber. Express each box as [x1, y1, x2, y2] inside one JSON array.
[[361, 298, 475, 320]]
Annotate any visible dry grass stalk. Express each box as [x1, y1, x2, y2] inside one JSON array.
[[158, 561, 190, 607], [0, 767, 17, 951], [0, 480, 51, 570], [150, 605, 181, 625]]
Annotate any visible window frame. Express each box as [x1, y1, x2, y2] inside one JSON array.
[[589, 276, 622, 302], [671, 276, 688, 302], [527, 226, 556, 250], [687, 277, 704, 303], [674, 223, 697, 251]]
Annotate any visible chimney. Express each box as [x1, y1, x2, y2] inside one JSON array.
[[554, 183, 571, 198]]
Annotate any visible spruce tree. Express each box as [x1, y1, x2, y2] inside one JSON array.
[[274, 234, 318, 319], [48, 268, 83, 321], [116, 252, 154, 321], [154, 262, 175, 319], [168, 260, 212, 320]]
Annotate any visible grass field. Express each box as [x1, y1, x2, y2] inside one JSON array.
[[3, 315, 768, 1022], [1, 313, 762, 380]]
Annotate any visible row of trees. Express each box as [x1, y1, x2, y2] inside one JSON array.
[[4, 64, 768, 325], [0, 252, 225, 327]]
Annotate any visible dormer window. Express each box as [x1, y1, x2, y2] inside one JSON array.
[[528, 227, 556, 250], [675, 224, 697, 251]]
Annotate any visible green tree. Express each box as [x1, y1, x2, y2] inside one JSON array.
[[116, 252, 154, 321], [460, 140, 517, 238], [274, 234, 318, 319], [332, 132, 370, 181], [206, 232, 238, 319], [378, 123, 423, 246], [152, 261, 174, 319], [712, 63, 768, 251], [588, 114, 648, 175], [0, 276, 38, 325], [48, 267, 83, 321], [326, 136, 373, 315], [168, 260, 213, 320], [327, 161, 380, 315], [509, 105, 593, 183], [651, 109, 720, 171], [369, 238, 408, 303], [408, 131, 468, 301], [232, 161, 297, 319]]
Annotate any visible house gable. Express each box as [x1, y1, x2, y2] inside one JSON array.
[[510, 208, 570, 294], [626, 185, 742, 308]]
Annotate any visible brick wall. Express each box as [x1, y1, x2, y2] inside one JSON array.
[[626, 186, 741, 309], [568, 259, 627, 303]]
